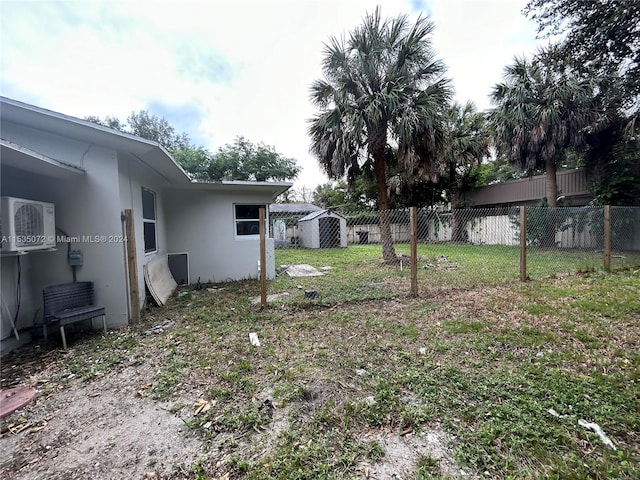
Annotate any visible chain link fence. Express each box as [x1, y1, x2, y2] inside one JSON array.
[[524, 206, 640, 276], [269, 206, 640, 305]]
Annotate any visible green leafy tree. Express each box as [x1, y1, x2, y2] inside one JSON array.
[[87, 114, 299, 182], [205, 137, 300, 182], [474, 156, 527, 186], [171, 147, 211, 178], [308, 7, 451, 262], [489, 50, 597, 207], [86, 110, 193, 151], [584, 115, 640, 206], [524, 0, 640, 112], [523, 1, 640, 206], [313, 182, 349, 209], [312, 180, 375, 209], [126, 111, 192, 151], [84, 115, 125, 131]]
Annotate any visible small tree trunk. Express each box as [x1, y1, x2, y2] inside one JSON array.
[[543, 157, 558, 247], [373, 143, 397, 263], [449, 161, 465, 242], [545, 157, 558, 207]]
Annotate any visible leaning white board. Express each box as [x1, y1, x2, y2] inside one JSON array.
[[143, 256, 177, 306]]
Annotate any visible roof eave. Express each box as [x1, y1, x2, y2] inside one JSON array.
[[1, 96, 191, 184], [169, 179, 293, 199], [0, 138, 86, 179]]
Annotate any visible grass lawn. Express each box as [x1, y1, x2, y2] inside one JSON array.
[[270, 244, 640, 305], [2, 246, 639, 479]]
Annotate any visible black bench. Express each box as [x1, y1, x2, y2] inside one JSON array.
[[43, 282, 106, 350]]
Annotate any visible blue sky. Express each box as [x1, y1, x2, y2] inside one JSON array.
[[0, 0, 540, 190]]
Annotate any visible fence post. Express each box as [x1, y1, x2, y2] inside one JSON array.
[[604, 205, 611, 271], [123, 209, 140, 324], [520, 206, 527, 281], [259, 207, 267, 308], [410, 207, 418, 297]]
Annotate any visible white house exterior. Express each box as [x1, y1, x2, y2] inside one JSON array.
[[298, 210, 347, 249], [0, 97, 290, 352]]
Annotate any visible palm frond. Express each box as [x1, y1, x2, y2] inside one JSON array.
[[309, 6, 452, 190]]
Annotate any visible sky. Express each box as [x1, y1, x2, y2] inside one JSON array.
[[0, 0, 541, 193]]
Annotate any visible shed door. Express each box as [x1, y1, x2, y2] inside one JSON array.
[[319, 217, 340, 248]]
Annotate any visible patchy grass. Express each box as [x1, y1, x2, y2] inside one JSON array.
[[2, 253, 639, 478], [272, 244, 640, 306]]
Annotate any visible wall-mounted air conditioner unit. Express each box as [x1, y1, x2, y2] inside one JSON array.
[[1, 196, 56, 252]]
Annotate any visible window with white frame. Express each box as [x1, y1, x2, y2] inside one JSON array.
[[234, 204, 266, 237], [142, 187, 157, 253]]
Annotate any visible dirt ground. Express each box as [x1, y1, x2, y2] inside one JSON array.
[[1, 341, 475, 480], [0, 358, 203, 480]]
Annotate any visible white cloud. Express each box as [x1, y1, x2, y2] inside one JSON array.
[[0, 0, 540, 191], [429, 0, 539, 109]]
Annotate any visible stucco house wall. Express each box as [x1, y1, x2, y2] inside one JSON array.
[[163, 188, 276, 282], [117, 153, 173, 311], [1, 97, 291, 353], [0, 125, 129, 331]]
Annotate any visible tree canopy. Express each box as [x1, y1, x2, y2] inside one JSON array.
[[440, 102, 489, 207], [524, 0, 640, 111], [312, 180, 375, 210], [198, 137, 300, 182], [86, 112, 299, 183], [86, 110, 191, 151]]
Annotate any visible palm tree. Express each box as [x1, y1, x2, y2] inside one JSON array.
[[442, 102, 489, 207], [308, 7, 451, 262], [440, 102, 489, 240], [489, 51, 598, 207]]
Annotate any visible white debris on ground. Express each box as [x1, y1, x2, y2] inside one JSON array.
[[285, 264, 325, 277], [423, 255, 459, 271], [578, 419, 617, 450], [146, 321, 174, 335], [547, 408, 565, 418], [547, 408, 617, 450], [249, 332, 261, 347], [249, 292, 290, 305]]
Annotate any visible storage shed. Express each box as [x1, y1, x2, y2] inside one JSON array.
[[298, 210, 347, 248]]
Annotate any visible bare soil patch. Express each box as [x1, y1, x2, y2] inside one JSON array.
[[359, 428, 478, 479], [1, 362, 202, 480]]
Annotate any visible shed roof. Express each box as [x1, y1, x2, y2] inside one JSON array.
[[298, 209, 346, 222], [269, 203, 323, 214]]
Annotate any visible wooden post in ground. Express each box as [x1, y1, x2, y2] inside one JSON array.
[[604, 205, 611, 271], [410, 207, 418, 297], [259, 207, 267, 309], [123, 209, 140, 323], [520, 206, 527, 282]]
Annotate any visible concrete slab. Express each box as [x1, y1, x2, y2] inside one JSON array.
[[250, 292, 290, 305], [285, 264, 324, 277]]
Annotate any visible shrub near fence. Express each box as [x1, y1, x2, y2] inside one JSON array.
[[270, 206, 640, 305]]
